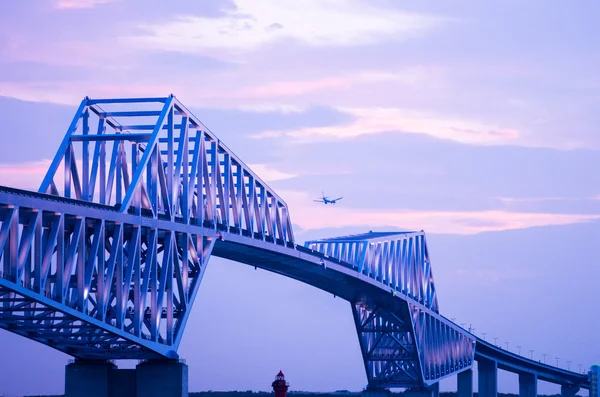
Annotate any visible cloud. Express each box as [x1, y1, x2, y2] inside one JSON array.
[[229, 69, 425, 99], [247, 164, 298, 182], [0, 81, 176, 106], [131, 0, 446, 57], [252, 107, 520, 145], [278, 190, 600, 235], [55, 0, 116, 9], [0, 160, 52, 191], [236, 104, 306, 114]]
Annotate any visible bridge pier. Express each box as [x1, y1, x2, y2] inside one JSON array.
[[560, 385, 580, 397], [65, 359, 188, 397], [136, 359, 188, 397], [65, 360, 118, 397], [457, 369, 473, 397], [519, 373, 537, 397], [478, 358, 498, 397]]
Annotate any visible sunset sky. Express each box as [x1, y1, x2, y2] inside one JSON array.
[[0, 1, 599, 396]]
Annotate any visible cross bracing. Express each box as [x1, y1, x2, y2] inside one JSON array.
[[0, 192, 214, 358], [38, 95, 294, 247], [305, 231, 439, 312], [306, 232, 473, 387]]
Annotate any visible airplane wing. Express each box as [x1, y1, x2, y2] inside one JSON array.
[[332, 197, 343, 201], [313, 199, 325, 203]]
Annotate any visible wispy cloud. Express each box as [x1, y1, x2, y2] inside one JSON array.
[[252, 107, 520, 145], [247, 164, 298, 182], [279, 190, 600, 235], [131, 0, 446, 57], [55, 0, 116, 9], [229, 69, 426, 99], [0, 160, 52, 191]]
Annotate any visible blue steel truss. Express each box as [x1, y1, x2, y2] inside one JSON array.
[[305, 232, 475, 388], [0, 95, 294, 359], [0, 96, 482, 390]]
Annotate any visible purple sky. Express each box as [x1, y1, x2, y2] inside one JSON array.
[[0, 0, 599, 395]]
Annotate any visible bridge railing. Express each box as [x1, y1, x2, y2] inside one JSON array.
[[38, 95, 295, 246]]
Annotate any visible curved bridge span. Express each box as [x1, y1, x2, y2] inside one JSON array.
[[0, 96, 591, 395]]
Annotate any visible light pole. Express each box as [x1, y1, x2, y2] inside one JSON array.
[[542, 353, 547, 364], [555, 357, 560, 367], [567, 361, 571, 371], [530, 350, 534, 360], [517, 345, 522, 355], [493, 337, 498, 346], [579, 364, 583, 373], [461, 323, 467, 329], [505, 341, 510, 351], [482, 332, 487, 341]]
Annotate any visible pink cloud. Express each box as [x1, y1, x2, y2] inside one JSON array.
[[0, 161, 53, 191], [281, 190, 600, 235], [236, 77, 351, 98], [252, 107, 521, 145], [55, 0, 116, 9]]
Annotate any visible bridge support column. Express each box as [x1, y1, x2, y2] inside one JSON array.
[[519, 373, 537, 397], [561, 385, 580, 397], [136, 359, 188, 397], [65, 360, 117, 397], [478, 358, 498, 397], [458, 369, 473, 397]]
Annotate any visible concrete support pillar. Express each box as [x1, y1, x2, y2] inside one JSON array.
[[478, 358, 498, 397], [519, 373, 537, 397], [561, 385, 580, 397], [458, 369, 473, 397], [431, 382, 440, 397], [136, 359, 188, 397], [109, 368, 136, 397], [65, 360, 116, 397]]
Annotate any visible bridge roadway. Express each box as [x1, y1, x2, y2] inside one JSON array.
[[216, 229, 590, 390], [0, 185, 589, 394]]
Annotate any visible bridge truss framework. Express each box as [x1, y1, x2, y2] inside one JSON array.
[[0, 96, 589, 393]]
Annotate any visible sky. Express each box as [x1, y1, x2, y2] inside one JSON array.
[[0, 0, 599, 395]]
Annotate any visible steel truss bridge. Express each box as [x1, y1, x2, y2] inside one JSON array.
[[0, 96, 591, 394]]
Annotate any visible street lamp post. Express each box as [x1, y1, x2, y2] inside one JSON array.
[[493, 337, 498, 346], [555, 357, 560, 367], [530, 350, 534, 360], [567, 361, 571, 371], [505, 341, 510, 351], [517, 345, 522, 355], [482, 332, 487, 341], [579, 364, 583, 373], [542, 353, 547, 364]]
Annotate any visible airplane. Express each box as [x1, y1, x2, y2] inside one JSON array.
[[313, 191, 343, 205]]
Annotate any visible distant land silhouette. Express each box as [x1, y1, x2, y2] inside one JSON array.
[[23, 392, 581, 397]]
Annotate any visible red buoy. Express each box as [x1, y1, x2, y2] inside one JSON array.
[[272, 370, 289, 397]]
